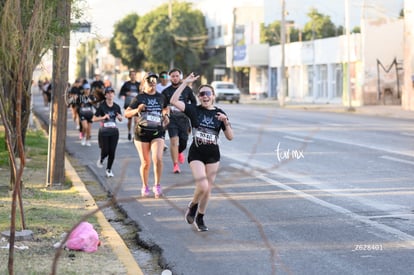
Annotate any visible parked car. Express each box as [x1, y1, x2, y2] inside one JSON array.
[[211, 81, 241, 103]]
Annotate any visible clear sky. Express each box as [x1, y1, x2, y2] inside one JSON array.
[[83, 0, 169, 38]]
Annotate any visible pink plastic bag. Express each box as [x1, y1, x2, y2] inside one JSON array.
[[66, 222, 100, 253]]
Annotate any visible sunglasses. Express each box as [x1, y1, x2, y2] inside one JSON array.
[[146, 76, 157, 84], [199, 91, 212, 97]]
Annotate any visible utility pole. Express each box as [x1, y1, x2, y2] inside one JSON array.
[[169, 0, 174, 69], [231, 8, 236, 83], [47, 0, 71, 187], [345, 0, 354, 111], [279, 0, 287, 107]]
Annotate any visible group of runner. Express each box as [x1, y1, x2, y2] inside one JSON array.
[[67, 69, 234, 232]]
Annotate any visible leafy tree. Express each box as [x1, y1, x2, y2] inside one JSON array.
[[109, 13, 144, 69], [260, 21, 281, 45], [76, 39, 98, 79], [399, 8, 404, 18], [302, 8, 338, 40], [134, 1, 207, 73], [0, 0, 77, 273], [352, 26, 360, 33], [261, 8, 344, 45]]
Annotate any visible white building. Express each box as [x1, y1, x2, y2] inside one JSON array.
[[267, 17, 404, 106], [198, 0, 408, 106], [403, 0, 414, 110]]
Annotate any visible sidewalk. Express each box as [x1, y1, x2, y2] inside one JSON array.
[[240, 95, 414, 120]]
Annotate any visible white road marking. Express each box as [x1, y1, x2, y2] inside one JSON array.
[[229, 162, 414, 244], [380, 155, 414, 166], [283, 135, 314, 143], [320, 123, 344, 127]]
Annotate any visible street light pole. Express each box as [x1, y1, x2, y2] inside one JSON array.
[[279, 0, 286, 107]]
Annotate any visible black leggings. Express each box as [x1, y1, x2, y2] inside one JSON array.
[[99, 131, 119, 170]]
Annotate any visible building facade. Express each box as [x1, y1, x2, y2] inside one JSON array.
[[403, 0, 414, 110], [199, 0, 409, 107]]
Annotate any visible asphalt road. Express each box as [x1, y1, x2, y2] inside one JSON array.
[[33, 93, 414, 275]]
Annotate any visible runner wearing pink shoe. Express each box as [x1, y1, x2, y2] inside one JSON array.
[[125, 72, 170, 198], [161, 68, 196, 174]]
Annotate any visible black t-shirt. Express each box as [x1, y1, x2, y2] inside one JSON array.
[[94, 101, 122, 136], [120, 81, 141, 108], [162, 85, 196, 116], [129, 92, 167, 130], [91, 80, 105, 91], [184, 104, 227, 147], [69, 86, 82, 96], [77, 94, 94, 117]]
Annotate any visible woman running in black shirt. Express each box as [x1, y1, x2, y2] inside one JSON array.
[[93, 87, 123, 178], [125, 72, 170, 198], [170, 73, 234, 231]]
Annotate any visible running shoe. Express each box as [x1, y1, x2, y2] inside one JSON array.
[[185, 202, 198, 224], [86, 140, 91, 146], [128, 133, 132, 141], [152, 184, 162, 198], [141, 186, 150, 197], [81, 137, 86, 146], [106, 169, 114, 178], [79, 132, 84, 139], [194, 214, 208, 232], [178, 152, 185, 164], [96, 158, 103, 168], [173, 163, 180, 174]]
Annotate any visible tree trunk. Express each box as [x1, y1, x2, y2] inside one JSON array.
[[47, 0, 70, 187]]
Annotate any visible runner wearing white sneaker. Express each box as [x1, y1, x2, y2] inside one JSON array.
[[92, 87, 123, 178], [171, 73, 234, 232], [77, 83, 94, 147]]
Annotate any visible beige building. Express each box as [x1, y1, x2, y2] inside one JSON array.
[[403, 0, 414, 110]]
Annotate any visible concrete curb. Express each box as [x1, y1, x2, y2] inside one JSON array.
[[65, 158, 143, 275], [32, 113, 143, 275]]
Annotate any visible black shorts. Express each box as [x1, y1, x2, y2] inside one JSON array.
[[124, 96, 134, 109], [187, 143, 220, 164], [134, 126, 165, 143], [167, 114, 190, 139], [79, 112, 93, 123]]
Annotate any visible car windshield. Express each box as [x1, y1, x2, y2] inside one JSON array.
[[216, 84, 235, 89]]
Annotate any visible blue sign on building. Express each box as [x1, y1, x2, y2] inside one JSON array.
[[234, 45, 246, 61]]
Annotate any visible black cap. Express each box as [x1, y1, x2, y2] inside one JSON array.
[[104, 87, 115, 94], [145, 72, 158, 79]]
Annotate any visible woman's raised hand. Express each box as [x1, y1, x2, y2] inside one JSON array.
[[184, 72, 200, 83]]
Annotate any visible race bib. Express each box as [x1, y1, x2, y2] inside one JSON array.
[[80, 107, 92, 112], [103, 122, 117, 128], [195, 130, 217, 144], [147, 114, 161, 124]]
